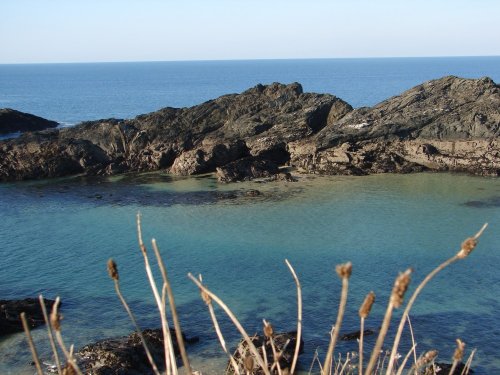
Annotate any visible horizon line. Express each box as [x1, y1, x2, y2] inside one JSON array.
[[1, 54, 500, 66]]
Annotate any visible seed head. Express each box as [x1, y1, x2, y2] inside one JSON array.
[[457, 237, 477, 259], [263, 320, 274, 338], [453, 339, 465, 362], [201, 289, 211, 305], [244, 354, 254, 372], [359, 291, 375, 318], [107, 259, 119, 281], [415, 350, 438, 368], [62, 363, 77, 375], [391, 268, 412, 308], [336, 262, 352, 279], [50, 309, 62, 331]]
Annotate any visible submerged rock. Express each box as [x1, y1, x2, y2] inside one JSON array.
[[0, 298, 57, 336], [225, 331, 303, 375], [340, 328, 376, 341], [76, 328, 198, 375], [0, 108, 59, 135]]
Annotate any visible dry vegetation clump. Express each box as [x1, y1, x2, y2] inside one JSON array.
[[22, 217, 487, 375]]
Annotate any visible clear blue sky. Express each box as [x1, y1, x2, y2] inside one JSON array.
[[1, 0, 499, 63]]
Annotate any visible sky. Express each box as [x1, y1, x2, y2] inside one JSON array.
[[1, 0, 499, 64]]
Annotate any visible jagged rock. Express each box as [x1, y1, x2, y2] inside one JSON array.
[[1, 76, 499, 181], [290, 76, 500, 176], [76, 328, 198, 375], [225, 331, 303, 375], [0, 108, 58, 135], [0, 298, 57, 336], [216, 158, 280, 182]]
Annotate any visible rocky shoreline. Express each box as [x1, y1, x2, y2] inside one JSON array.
[[0, 76, 498, 182]]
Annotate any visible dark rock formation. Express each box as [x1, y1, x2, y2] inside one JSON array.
[[225, 331, 303, 375], [76, 328, 198, 375], [0, 298, 57, 336], [0, 108, 58, 135], [0, 76, 498, 182], [290, 76, 500, 177]]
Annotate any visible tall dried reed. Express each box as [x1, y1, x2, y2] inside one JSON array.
[[22, 221, 487, 375]]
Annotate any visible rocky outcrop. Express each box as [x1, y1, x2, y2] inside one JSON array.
[[0, 298, 57, 336], [0, 108, 58, 135], [289, 76, 499, 177], [0, 76, 498, 182], [76, 328, 198, 375]]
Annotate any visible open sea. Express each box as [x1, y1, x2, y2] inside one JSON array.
[[0, 57, 499, 374]]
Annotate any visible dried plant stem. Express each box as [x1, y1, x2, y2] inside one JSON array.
[[323, 277, 349, 375], [448, 360, 459, 375], [20, 312, 44, 375], [269, 336, 283, 375], [187, 273, 271, 375], [386, 223, 488, 375], [365, 301, 395, 375], [54, 330, 84, 375], [406, 315, 418, 367], [152, 238, 192, 375], [285, 259, 302, 375], [386, 257, 457, 375], [137, 214, 176, 375], [112, 279, 161, 375], [461, 349, 476, 375], [395, 344, 417, 375], [338, 352, 352, 375], [39, 295, 62, 375], [208, 302, 240, 374], [359, 317, 366, 375]]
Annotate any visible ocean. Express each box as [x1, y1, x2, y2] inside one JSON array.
[[0, 57, 499, 374]]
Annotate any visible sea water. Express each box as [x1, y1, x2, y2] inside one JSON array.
[[0, 58, 499, 374]]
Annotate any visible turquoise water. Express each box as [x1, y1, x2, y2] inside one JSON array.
[[0, 173, 499, 374], [1, 57, 500, 373]]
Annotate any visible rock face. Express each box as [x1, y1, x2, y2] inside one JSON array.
[[0, 76, 498, 182], [290, 76, 499, 176], [76, 328, 198, 375], [0, 108, 58, 135], [0, 298, 57, 336]]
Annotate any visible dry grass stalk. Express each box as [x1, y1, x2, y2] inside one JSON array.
[[50, 298, 85, 375], [394, 344, 417, 375], [39, 294, 63, 375], [365, 268, 412, 375], [406, 315, 418, 368], [152, 238, 193, 375], [358, 291, 375, 375], [20, 312, 44, 375], [461, 348, 476, 375], [407, 349, 438, 375], [386, 223, 487, 375], [263, 319, 282, 375], [197, 274, 240, 375], [285, 259, 302, 375], [448, 339, 465, 375], [136, 214, 177, 375], [187, 273, 271, 375], [323, 262, 352, 375], [107, 259, 161, 375]]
